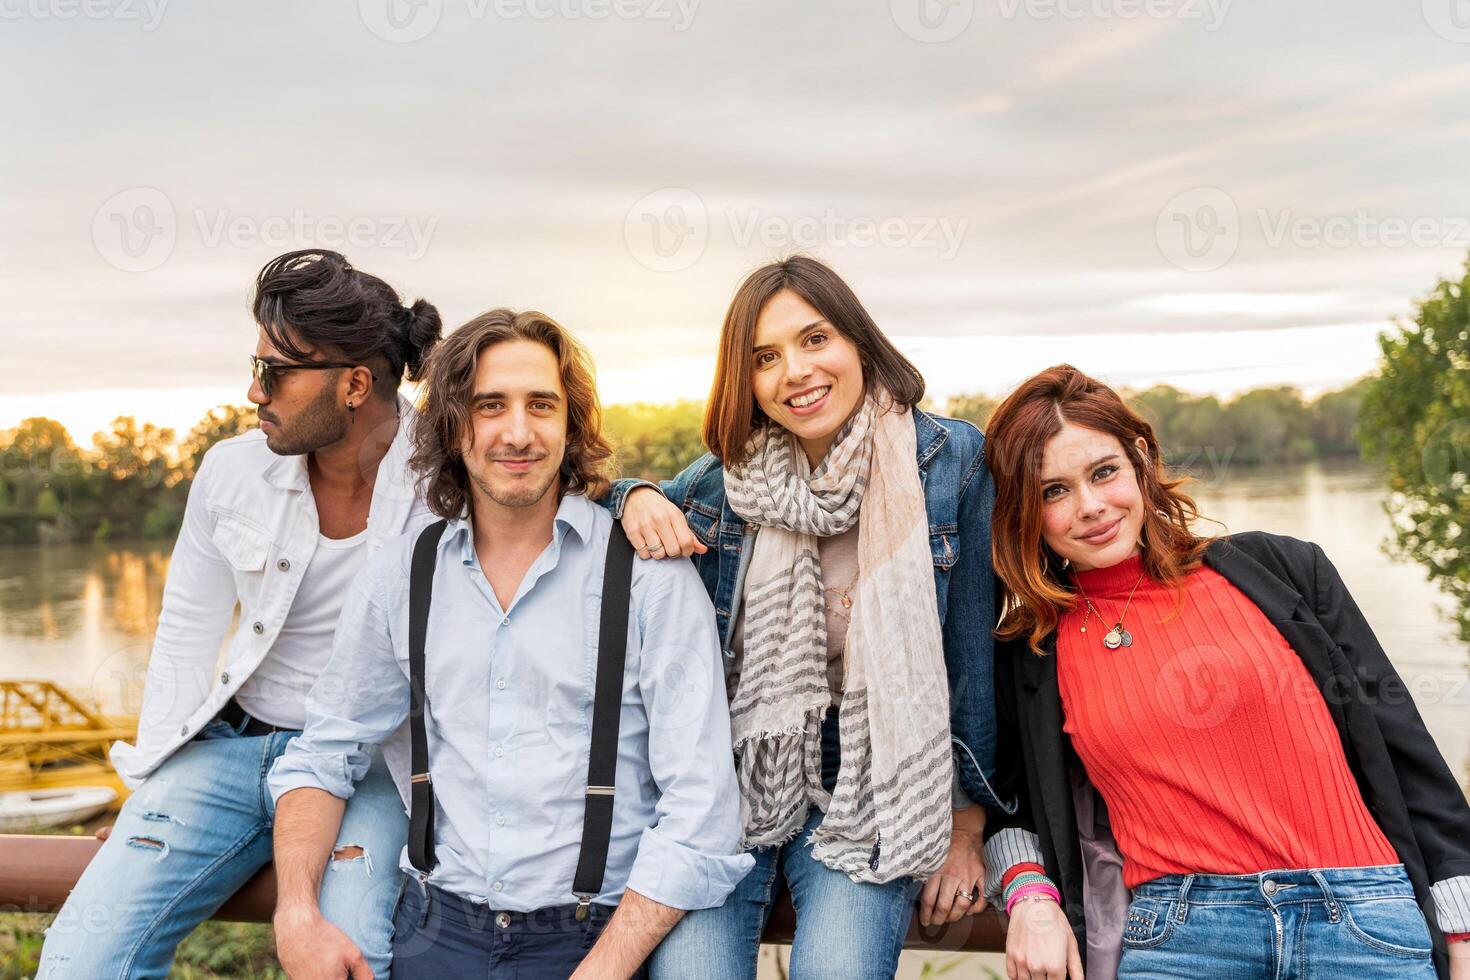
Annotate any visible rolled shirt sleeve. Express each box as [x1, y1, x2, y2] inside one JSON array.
[[625, 558, 754, 910], [983, 827, 1048, 899], [267, 548, 410, 804], [1434, 875, 1470, 934]]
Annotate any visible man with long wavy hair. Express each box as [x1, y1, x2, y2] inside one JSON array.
[[268, 310, 752, 979]]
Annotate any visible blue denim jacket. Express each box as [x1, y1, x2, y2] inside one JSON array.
[[605, 406, 1011, 813]]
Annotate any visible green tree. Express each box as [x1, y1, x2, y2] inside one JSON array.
[[1220, 387, 1314, 465], [1360, 257, 1470, 644], [944, 393, 999, 430], [180, 404, 257, 479], [1310, 377, 1372, 457], [604, 401, 707, 481], [91, 417, 180, 537], [34, 486, 61, 518]]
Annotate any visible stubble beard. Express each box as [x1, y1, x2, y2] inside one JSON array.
[[261, 382, 350, 456], [469, 459, 560, 510]]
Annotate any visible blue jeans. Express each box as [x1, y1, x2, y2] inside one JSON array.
[[390, 882, 646, 979], [37, 720, 407, 979], [648, 807, 921, 980], [1118, 865, 1437, 979]]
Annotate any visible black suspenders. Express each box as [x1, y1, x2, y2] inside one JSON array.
[[406, 516, 636, 918], [406, 518, 446, 876]]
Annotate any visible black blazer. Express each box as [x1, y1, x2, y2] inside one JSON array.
[[988, 531, 1470, 980]]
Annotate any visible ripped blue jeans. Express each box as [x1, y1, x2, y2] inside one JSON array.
[[37, 719, 406, 979]]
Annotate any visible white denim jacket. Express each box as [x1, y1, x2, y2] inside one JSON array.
[[110, 396, 431, 787]]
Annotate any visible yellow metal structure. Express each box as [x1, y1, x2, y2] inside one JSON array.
[[0, 681, 137, 804]]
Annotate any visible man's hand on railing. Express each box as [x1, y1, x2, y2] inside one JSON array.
[[275, 905, 373, 980]]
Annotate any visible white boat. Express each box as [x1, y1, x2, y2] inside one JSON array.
[[0, 786, 118, 832]]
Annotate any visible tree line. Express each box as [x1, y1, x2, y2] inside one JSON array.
[[0, 378, 1373, 548]]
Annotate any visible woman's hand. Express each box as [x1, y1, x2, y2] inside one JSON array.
[[1006, 898, 1083, 980], [1449, 936, 1469, 980], [621, 486, 707, 560], [918, 805, 987, 927]]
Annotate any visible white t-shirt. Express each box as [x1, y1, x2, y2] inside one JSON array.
[[233, 527, 372, 729]]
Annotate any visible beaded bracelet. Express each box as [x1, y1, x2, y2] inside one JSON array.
[[1002, 871, 1053, 904], [1001, 862, 1047, 889]]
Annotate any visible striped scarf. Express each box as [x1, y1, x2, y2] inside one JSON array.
[[723, 396, 953, 883]]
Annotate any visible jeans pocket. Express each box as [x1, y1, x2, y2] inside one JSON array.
[[1121, 898, 1178, 949], [1340, 897, 1434, 958]]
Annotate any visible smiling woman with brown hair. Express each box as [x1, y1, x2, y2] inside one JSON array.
[[603, 255, 1005, 979], [981, 364, 1470, 980]]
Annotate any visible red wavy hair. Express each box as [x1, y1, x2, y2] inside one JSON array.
[[985, 365, 1213, 654]]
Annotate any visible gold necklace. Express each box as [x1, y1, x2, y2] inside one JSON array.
[[1073, 570, 1145, 650], [823, 570, 860, 612]]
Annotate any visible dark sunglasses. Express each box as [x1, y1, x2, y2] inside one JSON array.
[[249, 355, 373, 398]]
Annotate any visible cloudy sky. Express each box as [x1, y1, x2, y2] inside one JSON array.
[[3, 0, 1469, 440]]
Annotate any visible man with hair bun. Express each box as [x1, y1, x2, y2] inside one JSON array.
[[38, 250, 443, 979]]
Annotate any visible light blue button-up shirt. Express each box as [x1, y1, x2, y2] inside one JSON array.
[[268, 492, 753, 912]]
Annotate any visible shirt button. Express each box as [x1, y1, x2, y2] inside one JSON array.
[[277, 558, 290, 572], [221, 672, 230, 685], [180, 725, 189, 736], [494, 747, 504, 758], [492, 881, 503, 892], [496, 679, 506, 690], [496, 814, 506, 826], [252, 621, 264, 635], [501, 617, 510, 626]]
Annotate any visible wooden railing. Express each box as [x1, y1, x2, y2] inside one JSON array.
[[0, 833, 1007, 952]]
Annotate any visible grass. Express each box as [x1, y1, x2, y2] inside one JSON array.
[[1, 914, 284, 978]]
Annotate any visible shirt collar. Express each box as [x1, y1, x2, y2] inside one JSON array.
[[446, 491, 596, 566]]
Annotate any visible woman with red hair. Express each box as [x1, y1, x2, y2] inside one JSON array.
[[981, 364, 1470, 980]]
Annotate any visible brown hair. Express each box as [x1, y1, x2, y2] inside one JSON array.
[[985, 364, 1213, 654], [410, 309, 613, 518], [702, 256, 926, 466]]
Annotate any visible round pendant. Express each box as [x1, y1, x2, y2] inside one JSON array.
[[1103, 629, 1123, 650], [840, 596, 852, 609], [1119, 628, 1133, 648]]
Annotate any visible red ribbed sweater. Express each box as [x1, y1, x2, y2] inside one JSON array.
[[1057, 554, 1397, 889]]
